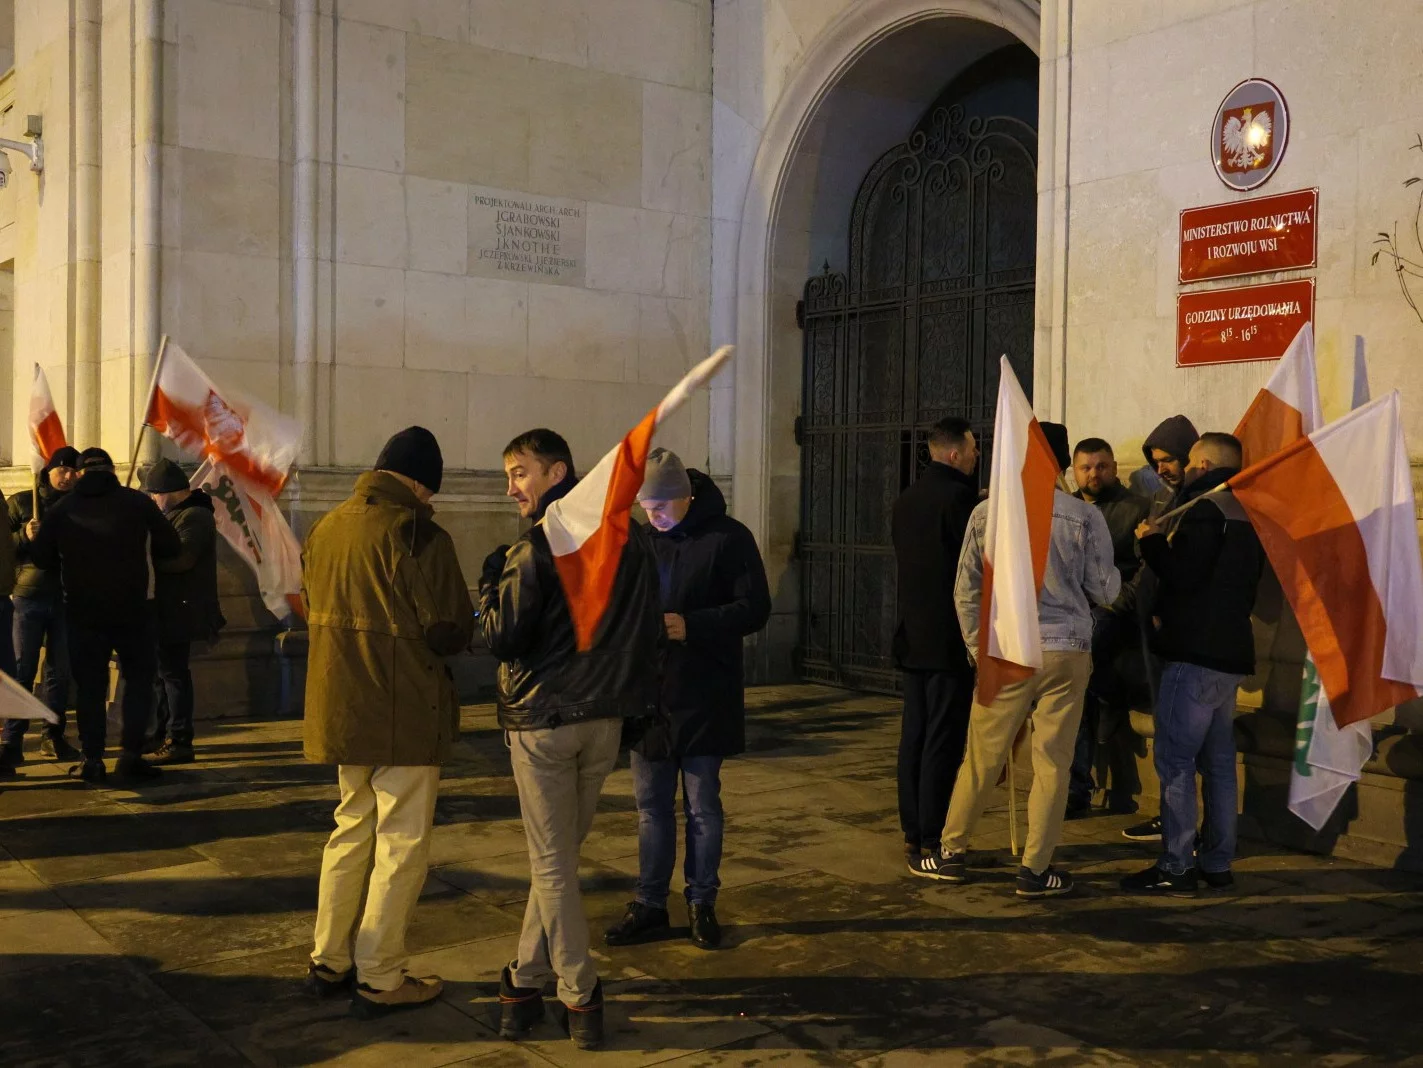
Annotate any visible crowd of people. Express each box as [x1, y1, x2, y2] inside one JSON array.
[[0, 448, 222, 784], [893, 414, 1263, 898]]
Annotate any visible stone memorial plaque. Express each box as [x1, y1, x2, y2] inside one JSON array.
[[468, 185, 586, 287]]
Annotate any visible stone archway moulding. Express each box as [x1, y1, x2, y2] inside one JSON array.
[[730, 0, 1044, 554]]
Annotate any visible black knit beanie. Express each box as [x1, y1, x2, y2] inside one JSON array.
[[44, 446, 80, 473], [1039, 422, 1071, 474], [375, 426, 443, 494], [78, 447, 114, 471]]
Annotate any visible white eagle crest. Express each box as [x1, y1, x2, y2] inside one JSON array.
[[1222, 106, 1272, 170]]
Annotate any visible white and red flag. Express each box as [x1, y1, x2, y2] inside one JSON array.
[[193, 459, 306, 622], [1231, 391, 1423, 738], [1233, 322, 1323, 468], [28, 364, 66, 469], [975, 357, 1059, 705], [544, 346, 732, 651], [145, 342, 301, 497]]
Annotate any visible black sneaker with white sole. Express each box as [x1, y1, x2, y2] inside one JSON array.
[[907, 850, 968, 883], [1016, 865, 1073, 898], [1120, 864, 1198, 896], [1122, 816, 1163, 842], [1197, 868, 1234, 891]]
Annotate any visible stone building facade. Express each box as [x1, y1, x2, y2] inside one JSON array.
[[2, 1, 1422, 860]]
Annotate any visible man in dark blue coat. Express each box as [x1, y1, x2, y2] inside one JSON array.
[[605, 449, 770, 951]]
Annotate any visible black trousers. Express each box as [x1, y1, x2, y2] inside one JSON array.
[[68, 615, 157, 760], [897, 669, 973, 853], [153, 641, 195, 746]]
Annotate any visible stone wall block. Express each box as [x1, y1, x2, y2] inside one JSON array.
[[334, 19, 406, 173], [332, 261, 406, 368]]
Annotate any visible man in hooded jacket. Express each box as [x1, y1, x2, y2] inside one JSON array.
[[605, 449, 771, 951], [0, 445, 80, 772], [142, 458, 226, 765]]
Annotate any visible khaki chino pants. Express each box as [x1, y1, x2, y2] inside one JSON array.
[[311, 764, 440, 992], [941, 650, 1093, 875], [509, 718, 622, 1007]]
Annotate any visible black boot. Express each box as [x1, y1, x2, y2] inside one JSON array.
[[565, 980, 604, 1051], [498, 965, 544, 1039], [688, 902, 721, 950], [305, 962, 353, 999], [114, 751, 162, 783], [0, 743, 25, 770], [603, 901, 670, 946], [41, 734, 80, 762]]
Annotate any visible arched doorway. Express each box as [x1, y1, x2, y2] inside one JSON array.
[[797, 45, 1039, 692]]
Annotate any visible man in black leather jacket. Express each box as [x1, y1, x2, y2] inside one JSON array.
[[479, 427, 661, 1052]]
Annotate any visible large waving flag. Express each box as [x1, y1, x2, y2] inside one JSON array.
[[28, 364, 66, 469], [545, 346, 732, 651], [1234, 322, 1323, 468], [193, 459, 306, 622], [1231, 392, 1423, 738], [145, 341, 301, 497], [975, 357, 1059, 704]]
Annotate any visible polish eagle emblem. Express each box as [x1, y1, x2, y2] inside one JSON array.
[[1222, 105, 1273, 171]]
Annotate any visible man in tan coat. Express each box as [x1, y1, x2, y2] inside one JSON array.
[[302, 426, 474, 1019]]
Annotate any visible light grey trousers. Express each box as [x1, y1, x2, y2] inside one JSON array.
[[509, 717, 622, 1006]]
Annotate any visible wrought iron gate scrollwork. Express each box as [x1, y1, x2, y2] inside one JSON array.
[[798, 54, 1038, 693]]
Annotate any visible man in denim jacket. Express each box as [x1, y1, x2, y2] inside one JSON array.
[[912, 424, 1119, 898]]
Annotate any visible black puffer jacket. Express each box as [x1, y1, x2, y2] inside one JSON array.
[[1138, 468, 1264, 676], [10, 482, 68, 598], [154, 491, 226, 644], [480, 477, 663, 730], [30, 469, 182, 626], [636, 471, 771, 760]]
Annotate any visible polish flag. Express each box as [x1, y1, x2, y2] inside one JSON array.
[[975, 357, 1060, 705], [28, 364, 66, 468], [1230, 391, 1423, 731], [544, 346, 732, 651], [193, 459, 306, 622], [1234, 322, 1323, 467], [145, 342, 301, 497]]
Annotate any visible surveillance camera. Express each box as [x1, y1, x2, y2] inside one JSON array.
[[0, 153, 12, 187]]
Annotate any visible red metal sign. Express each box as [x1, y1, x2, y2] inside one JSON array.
[[1177, 279, 1314, 367], [1179, 188, 1317, 283]]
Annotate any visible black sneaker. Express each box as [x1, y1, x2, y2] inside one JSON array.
[[113, 753, 162, 783], [0, 743, 25, 770], [1197, 868, 1234, 891], [1122, 816, 1163, 842], [1105, 795, 1139, 816], [689, 902, 721, 950], [604, 901, 670, 946], [152, 742, 195, 766], [1121, 864, 1198, 896], [908, 850, 968, 883], [1016, 865, 1074, 898], [1064, 799, 1094, 821], [69, 759, 107, 785], [305, 962, 354, 999], [498, 964, 545, 1038], [565, 980, 604, 1051], [41, 735, 80, 762]]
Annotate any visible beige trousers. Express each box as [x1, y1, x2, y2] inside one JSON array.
[[509, 718, 622, 1007], [311, 764, 440, 991], [941, 650, 1093, 875]]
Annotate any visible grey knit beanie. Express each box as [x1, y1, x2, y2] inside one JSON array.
[[639, 447, 692, 501]]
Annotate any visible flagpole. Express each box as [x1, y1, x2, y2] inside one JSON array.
[[125, 333, 169, 487]]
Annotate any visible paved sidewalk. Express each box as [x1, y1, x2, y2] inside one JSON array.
[[3, 685, 1422, 1066]]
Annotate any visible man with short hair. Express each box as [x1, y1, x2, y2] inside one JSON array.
[[29, 448, 182, 784], [143, 458, 225, 765], [915, 423, 1120, 898], [1122, 433, 1263, 896], [892, 416, 980, 872], [1066, 438, 1150, 818], [605, 448, 769, 950], [0, 446, 80, 773], [482, 428, 662, 1052], [304, 426, 474, 1017]]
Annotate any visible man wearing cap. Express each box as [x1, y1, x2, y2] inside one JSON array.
[[142, 459, 225, 765], [303, 426, 475, 1018], [914, 423, 1120, 898], [604, 448, 770, 951], [0, 446, 79, 774], [29, 447, 183, 784]]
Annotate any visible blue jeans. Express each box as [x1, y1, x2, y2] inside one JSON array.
[[2, 596, 55, 747], [1154, 661, 1241, 875], [631, 752, 724, 909]]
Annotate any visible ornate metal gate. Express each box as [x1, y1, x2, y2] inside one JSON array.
[[797, 53, 1038, 692]]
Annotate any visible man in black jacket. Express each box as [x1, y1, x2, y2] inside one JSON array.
[[891, 416, 979, 871], [480, 428, 661, 1052], [1121, 433, 1263, 896], [1140, 415, 1199, 517], [0, 446, 80, 770], [1067, 438, 1151, 818], [143, 459, 225, 765], [604, 449, 770, 951], [30, 448, 182, 784]]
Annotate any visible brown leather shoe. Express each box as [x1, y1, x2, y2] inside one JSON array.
[[349, 974, 445, 1019]]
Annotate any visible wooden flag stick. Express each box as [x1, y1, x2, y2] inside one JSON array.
[[1007, 744, 1020, 858], [126, 334, 170, 487]]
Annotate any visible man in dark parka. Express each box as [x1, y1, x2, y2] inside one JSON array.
[[604, 449, 770, 951]]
